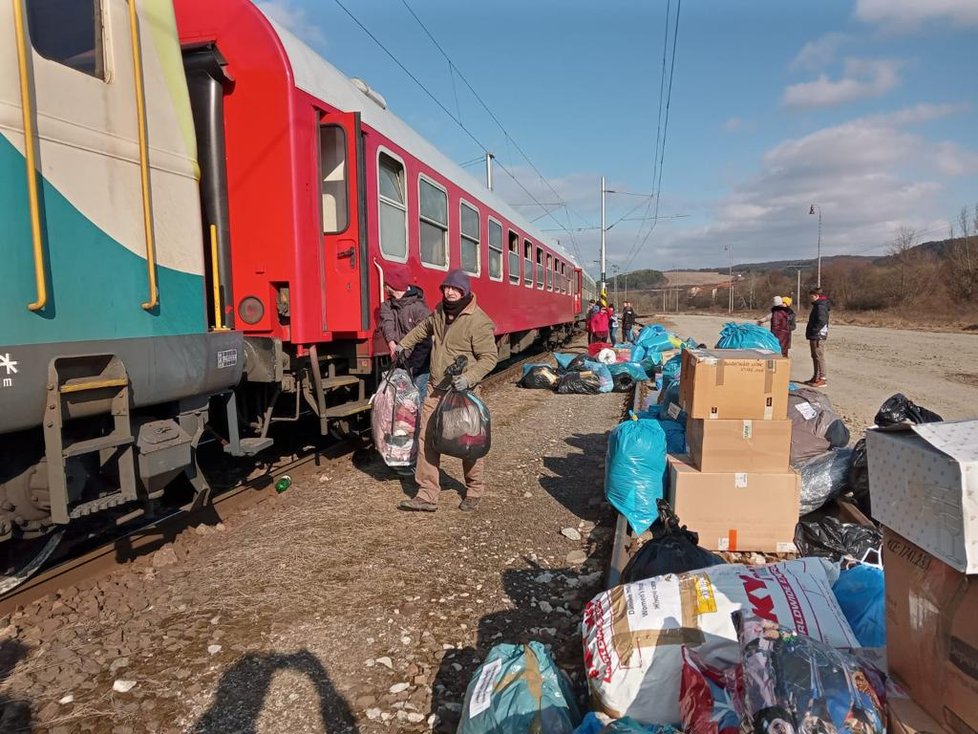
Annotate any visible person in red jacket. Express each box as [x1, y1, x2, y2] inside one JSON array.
[[757, 296, 793, 357], [590, 302, 610, 343]]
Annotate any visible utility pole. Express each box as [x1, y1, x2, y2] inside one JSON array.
[[809, 204, 822, 287], [600, 176, 607, 298], [795, 268, 802, 306], [725, 245, 733, 314], [485, 153, 494, 191], [612, 264, 620, 305]]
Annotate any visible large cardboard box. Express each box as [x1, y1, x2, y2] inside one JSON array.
[[679, 349, 790, 421], [888, 697, 950, 734], [884, 527, 978, 734], [686, 418, 791, 472], [868, 420, 978, 573], [667, 455, 800, 552]]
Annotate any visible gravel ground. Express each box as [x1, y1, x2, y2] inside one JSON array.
[[663, 313, 978, 431], [0, 344, 626, 733]]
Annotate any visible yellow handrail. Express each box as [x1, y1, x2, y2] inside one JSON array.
[[209, 224, 227, 330], [12, 0, 47, 312], [127, 0, 158, 311]]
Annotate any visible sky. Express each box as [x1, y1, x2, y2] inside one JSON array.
[[257, 0, 978, 275]]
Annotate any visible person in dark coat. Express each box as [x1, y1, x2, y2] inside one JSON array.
[[621, 301, 637, 342], [757, 296, 792, 357], [805, 287, 831, 387], [378, 268, 433, 397]]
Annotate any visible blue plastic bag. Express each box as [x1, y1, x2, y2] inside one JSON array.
[[459, 641, 580, 734], [605, 417, 667, 535], [661, 354, 682, 386], [832, 564, 886, 647], [574, 712, 680, 734], [606, 362, 648, 383], [715, 322, 782, 352], [657, 380, 681, 412], [554, 352, 577, 370], [638, 409, 687, 453], [583, 360, 614, 393]]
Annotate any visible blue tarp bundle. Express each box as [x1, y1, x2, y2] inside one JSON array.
[[605, 416, 668, 535], [715, 322, 782, 352], [459, 642, 580, 734], [832, 564, 886, 647]]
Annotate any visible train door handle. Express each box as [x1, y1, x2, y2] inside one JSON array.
[[337, 247, 355, 264]]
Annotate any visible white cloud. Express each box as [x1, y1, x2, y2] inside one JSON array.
[[783, 58, 901, 108], [790, 32, 850, 71], [866, 102, 967, 126], [935, 142, 978, 176], [255, 1, 327, 48], [856, 0, 978, 30]]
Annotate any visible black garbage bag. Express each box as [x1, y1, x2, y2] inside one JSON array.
[[554, 372, 602, 394], [620, 500, 725, 583], [848, 438, 871, 516], [432, 389, 492, 460], [565, 354, 588, 372], [874, 393, 943, 426], [793, 515, 881, 566], [611, 372, 636, 393], [518, 365, 559, 390], [797, 448, 853, 514]]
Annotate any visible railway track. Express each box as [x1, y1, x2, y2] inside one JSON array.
[[0, 340, 563, 615]]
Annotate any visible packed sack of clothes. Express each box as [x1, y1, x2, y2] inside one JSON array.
[[787, 387, 850, 465], [458, 641, 580, 734], [556, 371, 603, 394], [732, 613, 886, 734], [679, 648, 742, 734], [518, 364, 560, 390], [582, 558, 858, 724], [795, 447, 853, 514], [432, 389, 491, 460], [639, 405, 686, 453], [620, 500, 724, 583], [604, 416, 667, 535], [714, 322, 782, 353], [370, 368, 420, 467]]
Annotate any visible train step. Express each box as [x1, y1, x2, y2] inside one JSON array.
[[224, 437, 274, 456], [62, 433, 133, 459], [320, 375, 362, 390], [323, 399, 372, 419]]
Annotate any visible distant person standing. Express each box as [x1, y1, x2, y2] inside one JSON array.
[[756, 296, 792, 357], [805, 287, 831, 387], [608, 305, 619, 344], [590, 301, 610, 343], [585, 299, 597, 343], [621, 301, 637, 342]]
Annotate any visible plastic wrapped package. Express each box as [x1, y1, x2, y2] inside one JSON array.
[[518, 365, 560, 389], [604, 417, 668, 535], [555, 372, 603, 394], [583, 360, 615, 392], [575, 712, 681, 734], [732, 613, 886, 734], [788, 387, 850, 465], [679, 648, 742, 734], [588, 341, 613, 357], [597, 348, 618, 364], [832, 563, 885, 647], [620, 500, 724, 583], [458, 641, 580, 734], [582, 558, 858, 725], [432, 389, 491, 460], [607, 362, 648, 382], [714, 322, 782, 353], [370, 368, 420, 467], [793, 516, 882, 567], [796, 448, 853, 513]]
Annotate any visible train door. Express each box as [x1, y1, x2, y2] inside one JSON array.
[[318, 111, 367, 334]]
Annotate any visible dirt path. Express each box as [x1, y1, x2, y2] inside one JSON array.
[[662, 313, 978, 431], [0, 345, 624, 734]]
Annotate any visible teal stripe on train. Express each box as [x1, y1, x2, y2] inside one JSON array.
[[0, 134, 206, 346]]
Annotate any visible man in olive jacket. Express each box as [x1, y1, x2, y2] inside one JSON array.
[[396, 269, 498, 512]]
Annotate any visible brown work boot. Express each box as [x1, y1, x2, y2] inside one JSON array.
[[398, 497, 437, 512], [810, 378, 827, 388], [458, 497, 481, 512]]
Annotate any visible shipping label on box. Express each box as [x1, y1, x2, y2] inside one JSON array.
[[883, 528, 978, 734], [679, 349, 790, 421], [868, 420, 978, 574], [686, 418, 791, 473], [667, 455, 800, 553]]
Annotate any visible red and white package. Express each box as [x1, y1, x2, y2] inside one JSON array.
[[582, 558, 857, 725], [679, 647, 742, 734]]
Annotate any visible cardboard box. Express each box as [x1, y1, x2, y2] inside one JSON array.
[[883, 527, 978, 734], [868, 420, 978, 573], [686, 418, 791, 472], [888, 697, 951, 734], [667, 455, 800, 552], [679, 349, 790, 421]]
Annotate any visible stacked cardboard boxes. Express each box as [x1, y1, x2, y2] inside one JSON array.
[[664, 349, 799, 552], [867, 420, 978, 734]]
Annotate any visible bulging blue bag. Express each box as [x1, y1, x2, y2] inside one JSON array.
[[640, 406, 687, 453], [661, 353, 682, 387], [554, 352, 577, 370], [606, 362, 648, 383], [459, 641, 580, 734], [715, 322, 782, 352], [605, 416, 667, 535], [832, 563, 886, 647], [583, 360, 614, 393]]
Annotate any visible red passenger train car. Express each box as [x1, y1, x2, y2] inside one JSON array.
[[173, 0, 590, 444]]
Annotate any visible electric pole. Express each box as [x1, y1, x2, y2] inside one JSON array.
[[600, 176, 607, 297]]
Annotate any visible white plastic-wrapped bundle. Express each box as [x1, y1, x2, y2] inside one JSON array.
[[597, 348, 618, 365], [582, 558, 857, 725], [370, 368, 420, 467]]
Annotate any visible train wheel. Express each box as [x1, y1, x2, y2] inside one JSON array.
[[0, 529, 64, 596]]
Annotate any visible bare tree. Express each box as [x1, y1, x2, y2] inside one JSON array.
[[887, 225, 930, 304], [944, 204, 978, 301]]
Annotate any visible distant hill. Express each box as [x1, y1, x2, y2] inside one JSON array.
[[619, 269, 667, 288]]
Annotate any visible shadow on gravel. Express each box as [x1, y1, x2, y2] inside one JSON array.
[[192, 650, 359, 733], [539, 432, 609, 523], [352, 448, 468, 499], [427, 556, 605, 732], [0, 640, 32, 734]]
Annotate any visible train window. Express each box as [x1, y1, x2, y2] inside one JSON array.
[[488, 218, 503, 281], [460, 201, 480, 276], [419, 176, 448, 268], [27, 0, 106, 80], [319, 126, 348, 234], [508, 231, 520, 284], [523, 241, 533, 287], [536, 248, 544, 289], [378, 151, 407, 261], [546, 255, 553, 290]]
